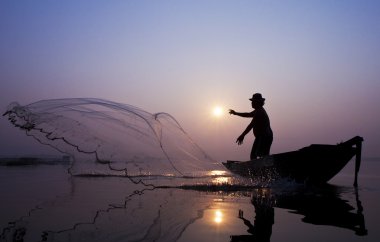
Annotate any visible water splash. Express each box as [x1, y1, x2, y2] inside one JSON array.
[[3, 98, 223, 179]]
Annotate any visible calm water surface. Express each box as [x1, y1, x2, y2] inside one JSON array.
[[0, 159, 379, 242]]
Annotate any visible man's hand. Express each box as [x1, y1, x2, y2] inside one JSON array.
[[236, 134, 244, 145], [229, 109, 236, 115]]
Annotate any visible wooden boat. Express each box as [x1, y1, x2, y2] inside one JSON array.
[[223, 136, 363, 186]]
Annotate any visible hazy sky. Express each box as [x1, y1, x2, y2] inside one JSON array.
[[1, 0, 379, 160]]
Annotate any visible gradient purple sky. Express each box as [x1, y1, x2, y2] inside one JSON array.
[[1, 1, 379, 160]]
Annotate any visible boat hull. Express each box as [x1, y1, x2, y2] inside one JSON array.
[[223, 136, 363, 184]]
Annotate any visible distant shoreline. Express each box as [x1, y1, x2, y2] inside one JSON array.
[[0, 155, 71, 166]]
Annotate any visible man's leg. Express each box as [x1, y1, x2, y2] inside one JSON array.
[[250, 138, 260, 160]]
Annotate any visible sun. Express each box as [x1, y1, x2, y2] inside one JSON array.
[[212, 106, 223, 117]]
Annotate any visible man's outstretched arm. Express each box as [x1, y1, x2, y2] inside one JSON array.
[[229, 109, 253, 118]]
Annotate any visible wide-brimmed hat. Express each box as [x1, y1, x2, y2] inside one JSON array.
[[249, 93, 265, 101]]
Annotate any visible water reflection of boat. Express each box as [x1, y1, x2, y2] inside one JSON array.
[[231, 185, 367, 242], [276, 185, 367, 236], [223, 136, 363, 185]]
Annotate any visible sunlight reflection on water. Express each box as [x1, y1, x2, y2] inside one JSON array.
[[208, 170, 233, 185], [214, 209, 223, 224]]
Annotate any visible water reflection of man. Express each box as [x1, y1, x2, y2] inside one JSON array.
[[231, 189, 274, 242], [229, 93, 273, 160]]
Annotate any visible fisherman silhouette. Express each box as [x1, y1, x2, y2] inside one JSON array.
[[229, 93, 273, 160]]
